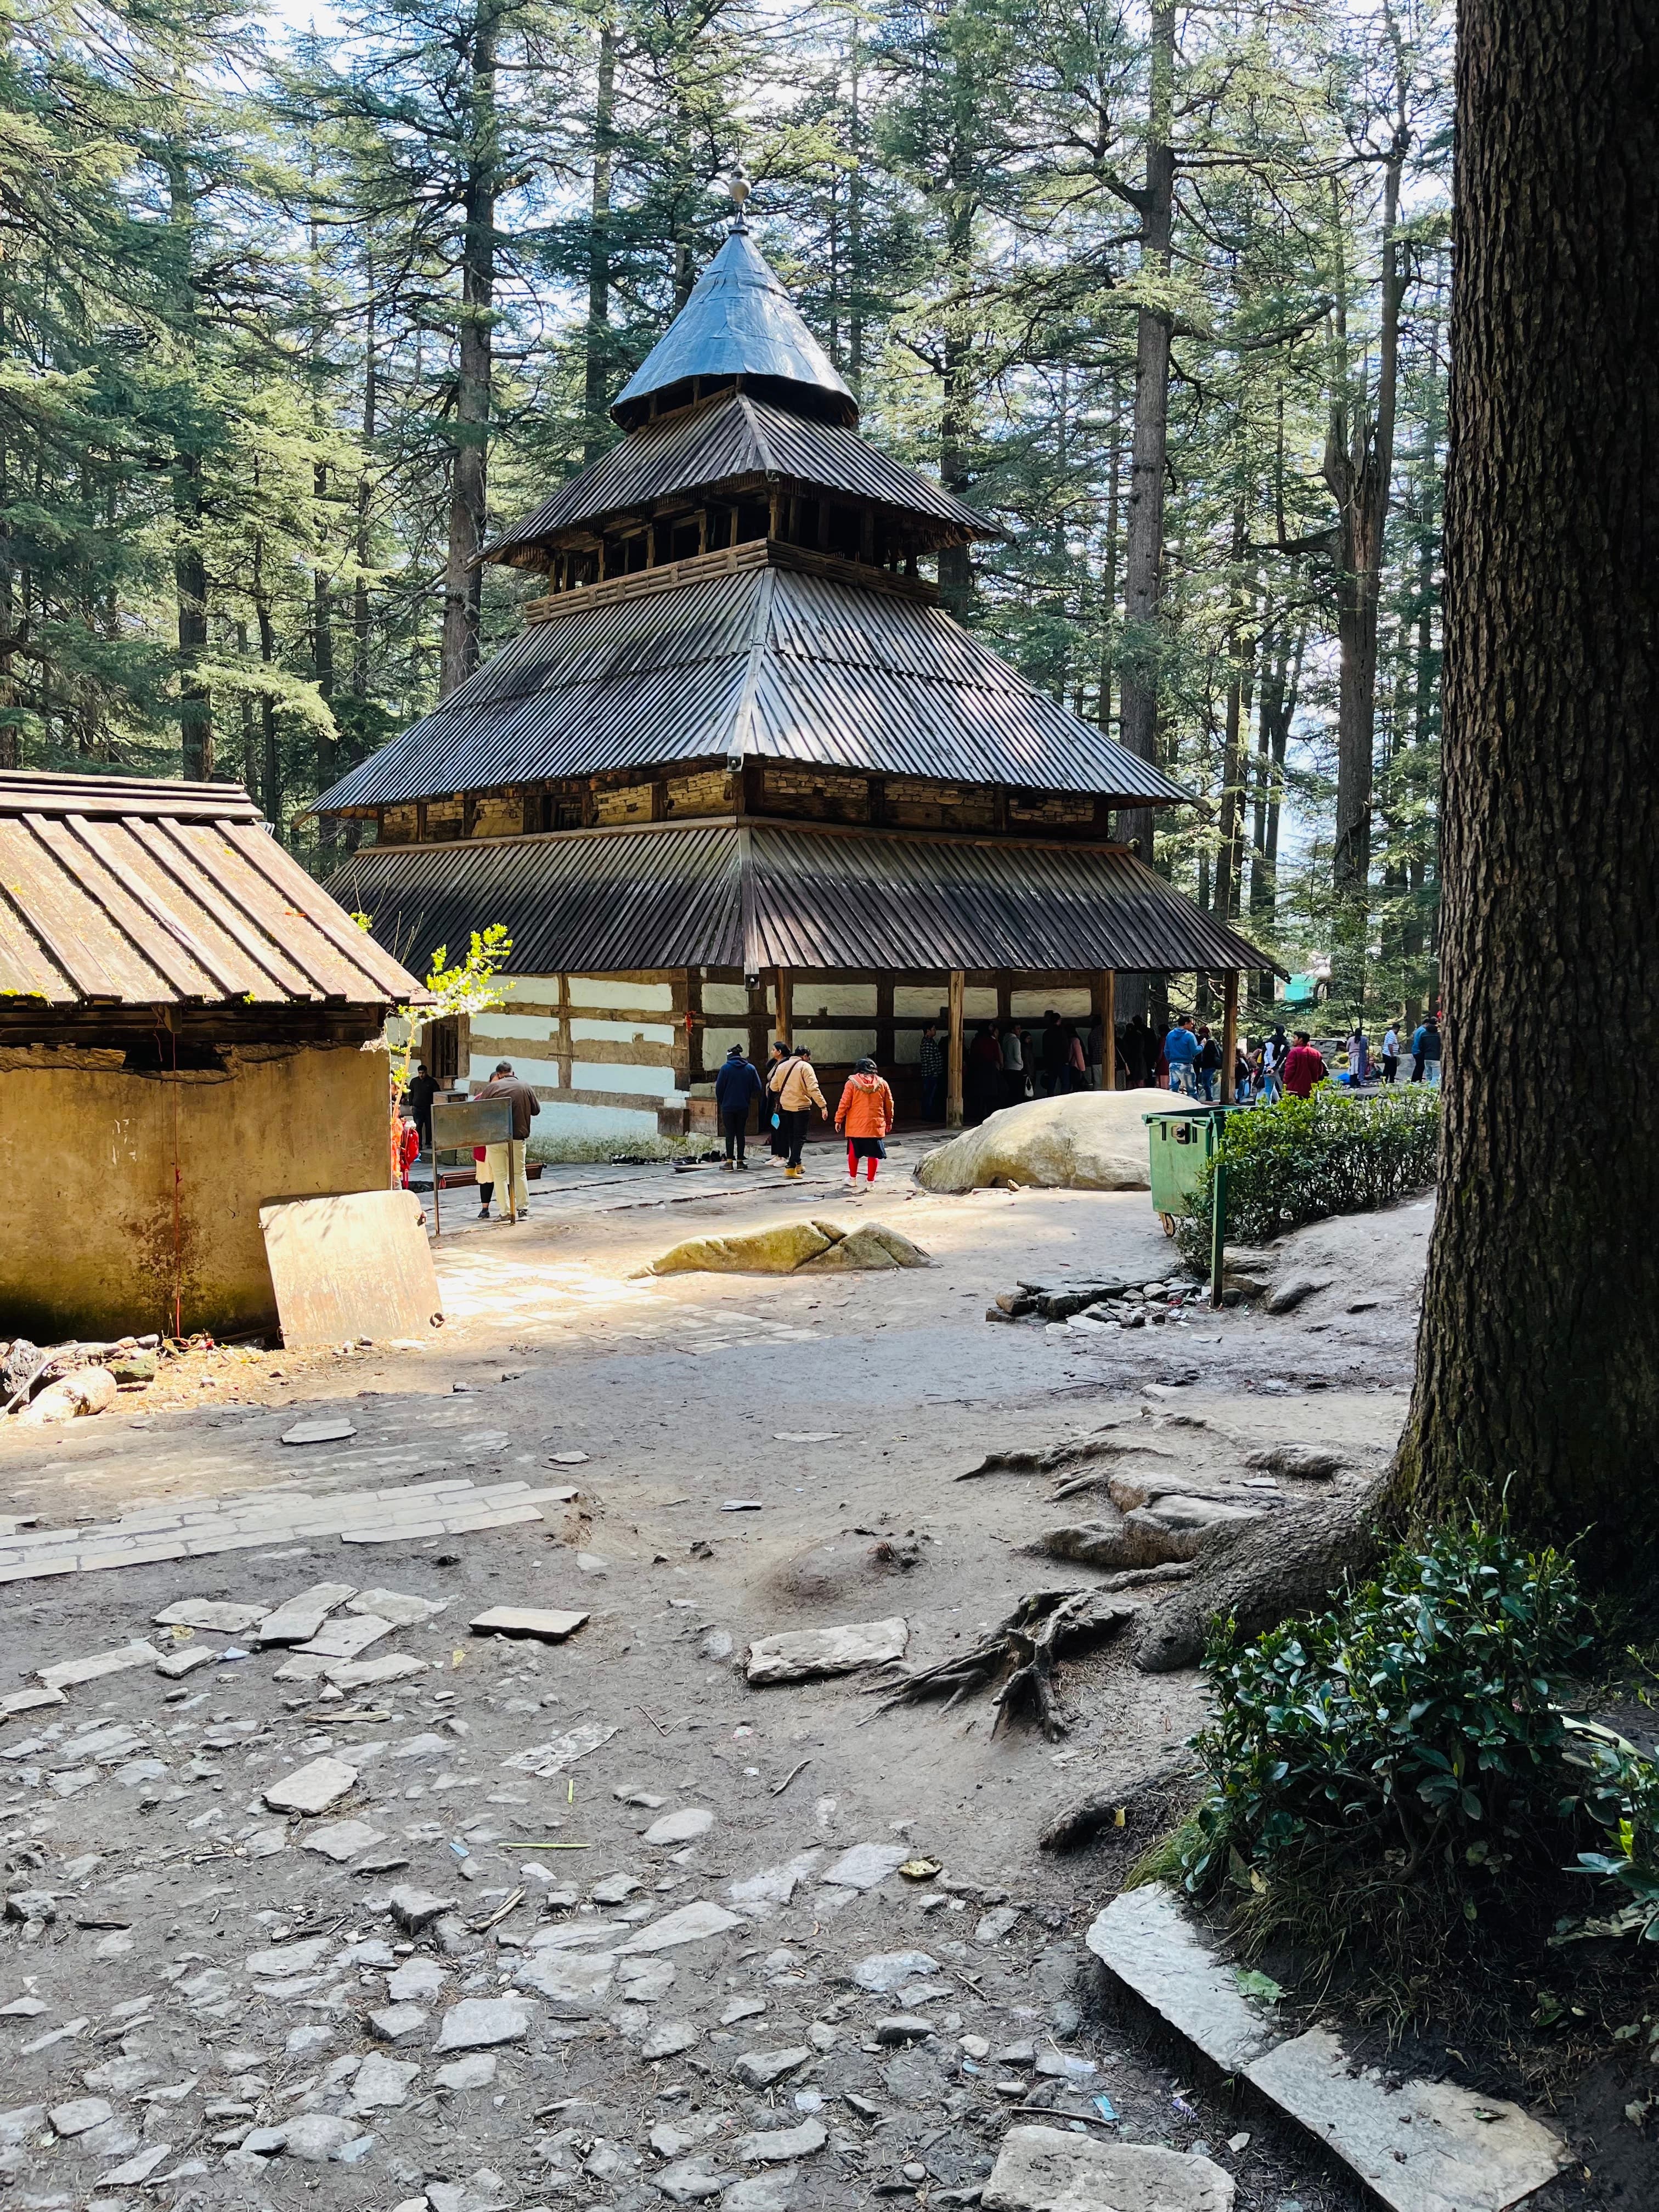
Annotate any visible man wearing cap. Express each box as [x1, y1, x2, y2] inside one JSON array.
[[714, 1042, 764, 1169]]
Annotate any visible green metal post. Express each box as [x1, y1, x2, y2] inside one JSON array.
[[1209, 1141, 1228, 1309]]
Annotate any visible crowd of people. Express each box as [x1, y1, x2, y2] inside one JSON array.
[[390, 1005, 1446, 1202]]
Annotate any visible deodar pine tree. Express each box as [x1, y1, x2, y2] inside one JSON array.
[[1393, 0, 1659, 1591]]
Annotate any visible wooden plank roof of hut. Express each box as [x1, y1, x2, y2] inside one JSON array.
[[330, 819, 1274, 981], [313, 563, 1187, 815], [0, 770, 424, 1009], [487, 392, 995, 565]]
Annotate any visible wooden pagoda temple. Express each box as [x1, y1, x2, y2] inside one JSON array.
[[320, 220, 1268, 1141]]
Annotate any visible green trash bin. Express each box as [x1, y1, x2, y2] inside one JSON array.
[[1143, 1106, 1225, 1236]]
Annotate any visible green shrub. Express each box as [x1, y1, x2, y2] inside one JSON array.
[[1183, 1525, 1588, 1898], [1173, 1085, 1440, 1273]]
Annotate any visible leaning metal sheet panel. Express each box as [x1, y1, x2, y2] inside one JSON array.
[[260, 1189, 445, 1349]]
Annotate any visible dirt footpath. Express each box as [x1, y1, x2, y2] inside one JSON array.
[[0, 1152, 1432, 2211]]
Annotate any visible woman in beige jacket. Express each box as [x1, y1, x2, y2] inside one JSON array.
[[768, 1047, 827, 1177]]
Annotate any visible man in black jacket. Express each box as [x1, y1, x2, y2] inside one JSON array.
[[715, 1045, 764, 1168]]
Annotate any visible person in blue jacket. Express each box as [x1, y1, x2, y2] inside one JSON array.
[[715, 1044, 764, 1169], [1163, 1016, 1201, 1097]]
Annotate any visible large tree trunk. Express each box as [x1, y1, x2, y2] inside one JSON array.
[[174, 452, 211, 780], [1324, 132, 1406, 1011], [1393, 0, 1659, 1592], [583, 16, 616, 465], [1115, 0, 1174, 881], [439, 0, 499, 699]]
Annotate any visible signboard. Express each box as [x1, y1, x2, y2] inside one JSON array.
[[428, 1096, 516, 1235], [431, 1097, 514, 1150]]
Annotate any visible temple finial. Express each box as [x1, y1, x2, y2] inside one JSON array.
[[726, 162, 751, 231]]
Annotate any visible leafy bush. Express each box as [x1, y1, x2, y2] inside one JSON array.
[[1173, 1085, 1440, 1273], [1564, 1721, 1659, 1944], [1183, 1525, 1589, 1898]]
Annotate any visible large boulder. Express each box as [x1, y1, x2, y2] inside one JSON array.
[[917, 1088, 1186, 1193]]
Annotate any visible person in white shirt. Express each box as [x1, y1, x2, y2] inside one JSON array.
[[1381, 1025, 1401, 1083]]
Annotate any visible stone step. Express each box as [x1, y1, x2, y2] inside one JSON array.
[[1087, 1885, 1567, 2212]]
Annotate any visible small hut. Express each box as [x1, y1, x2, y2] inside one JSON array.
[[0, 770, 422, 1340], [319, 220, 1267, 1141]]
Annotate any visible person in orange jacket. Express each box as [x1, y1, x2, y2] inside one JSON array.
[[835, 1055, 895, 1193]]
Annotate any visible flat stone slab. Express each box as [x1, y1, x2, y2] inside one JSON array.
[[853, 1950, 941, 1994], [435, 1996, 533, 2052], [734, 2119, 826, 2163], [502, 1720, 617, 1779], [155, 1647, 217, 1680], [348, 1587, 448, 1626], [820, 1841, 910, 1892], [281, 1417, 356, 1445], [984, 2127, 1235, 2211], [470, 1605, 588, 1642], [616, 1899, 741, 1954], [1090, 1889, 1567, 2212], [512, 1950, 616, 2018], [349, 2053, 420, 2112], [38, 1643, 159, 1692], [302, 1819, 386, 1863], [328, 1652, 428, 1689], [644, 1807, 715, 1846], [263, 1756, 358, 1816], [49, 2096, 114, 2137], [1248, 2028, 1568, 2212], [733, 2046, 810, 2088], [154, 1600, 268, 1632], [257, 1582, 357, 1645], [1087, 1885, 1280, 2073], [746, 1617, 908, 1685], [295, 1613, 397, 1661]]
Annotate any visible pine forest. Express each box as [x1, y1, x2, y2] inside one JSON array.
[[0, 0, 1451, 1020]]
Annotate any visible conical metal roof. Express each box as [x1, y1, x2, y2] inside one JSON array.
[[612, 229, 857, 430]]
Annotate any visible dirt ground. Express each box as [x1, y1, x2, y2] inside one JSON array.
[[0, 1142, 1485, 2211]]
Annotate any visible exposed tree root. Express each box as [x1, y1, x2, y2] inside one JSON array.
[[870, 1587, 1139, 1739], [1039, 1750, 1203, 1853], [1133, 1478, 1392, 1673], [956, 1430, 1149, 1481]]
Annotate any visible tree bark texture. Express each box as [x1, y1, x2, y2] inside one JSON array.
[[174, 452, 211, 780], [1114, 0, 1175, 882], [583, 18, 616, 465], [1396, 0, 1659, 1590], [440, 0, 498, 699]]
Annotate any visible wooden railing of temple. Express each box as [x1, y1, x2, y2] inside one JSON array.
[[522, 537, 941, 625]]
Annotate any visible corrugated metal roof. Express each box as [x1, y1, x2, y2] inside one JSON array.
[[314, 564, 1186, 812], [330, 820, 1272, 979], [612, 230, 856, 429], [488, 393, 994, 560], [0, 770, 423, 1009]]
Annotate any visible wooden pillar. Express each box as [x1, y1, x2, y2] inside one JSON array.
[[775, 967, 792, 1047], [946, 969, 966, 1128], [1220, 969, 1240, 1103], [1102, 968, 1118, 1090]]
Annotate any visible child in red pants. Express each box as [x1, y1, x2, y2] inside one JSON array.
[[834, 1057, 895, 1193]]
